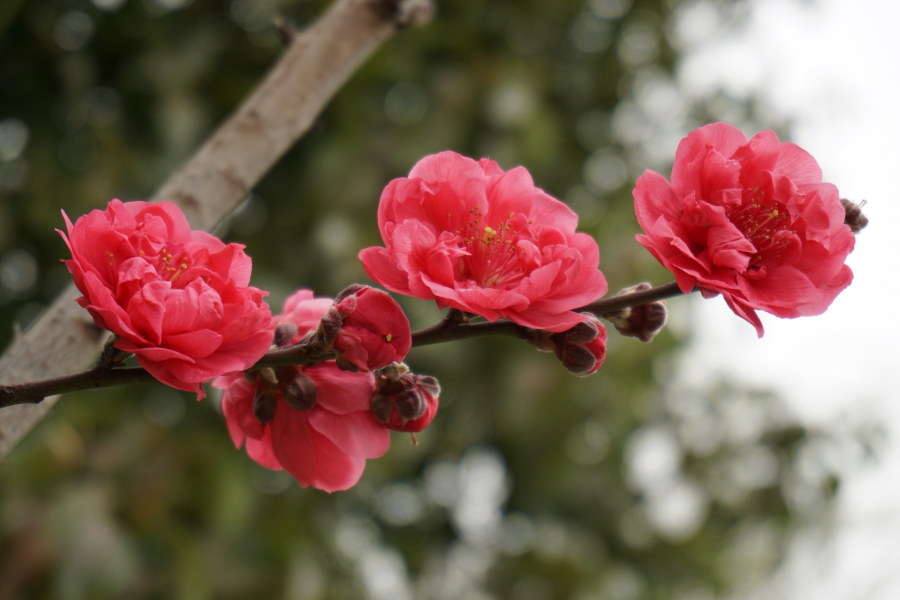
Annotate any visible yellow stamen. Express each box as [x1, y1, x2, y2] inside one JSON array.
[[385, 333, 392, 342], [169, 262, 188, 282]]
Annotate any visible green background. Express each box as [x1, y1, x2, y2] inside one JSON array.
[[0, 0, 856, 598]]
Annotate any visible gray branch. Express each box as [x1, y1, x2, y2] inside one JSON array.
[[0, 0, 435, 461]]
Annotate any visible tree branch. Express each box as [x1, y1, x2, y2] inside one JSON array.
[[0, 282, 689, 408], [581, 280, 686, 316], [0, 0, 435, 460]]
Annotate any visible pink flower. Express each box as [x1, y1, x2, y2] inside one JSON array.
[[359, 152, 609, 332], [58, 199, 272, 399], [634, 123, 855, 336], [327, 285, 412, 371], [215, 290, 391, 492]]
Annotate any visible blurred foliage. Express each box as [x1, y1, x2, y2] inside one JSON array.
[[0, 0, 879, 598]]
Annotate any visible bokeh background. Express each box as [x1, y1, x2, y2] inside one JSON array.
[[0, 0, 891, 598]]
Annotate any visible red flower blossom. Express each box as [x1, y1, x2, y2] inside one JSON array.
[[634, 123, 855, 336], [59, 200, 272, 399], [214, 290, 391, 492], [359, 152, 608, 332], [328, 285, 412, 371]]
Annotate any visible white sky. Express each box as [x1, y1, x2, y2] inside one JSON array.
[[675, 0, 900, 597]]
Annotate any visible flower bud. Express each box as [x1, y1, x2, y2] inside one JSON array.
[[551, 315, 607, 377], [554, 342, 598, 376], [283, 373, 317, 412], [253, 388, 277, 423], [316, 306, 344, 346], [558, 319, 599, 345], [412, 375, 440, 398], [273, 322, 299, 348], [370, 366, 440, 432], [604, 283, 667, 342], [841, 198, 869, 234], [607, 303, 667, 342], [395, 388, 427, 421], [370, 394, 394, 423], [334, 283, 367, 305]]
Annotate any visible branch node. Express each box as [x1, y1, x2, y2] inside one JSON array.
[[273, 15, 297, 46], [369, 0, 435, 28], [99, 335, 131, 368]]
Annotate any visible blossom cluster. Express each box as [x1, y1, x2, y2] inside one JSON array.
[[58, 124, 859, 491]]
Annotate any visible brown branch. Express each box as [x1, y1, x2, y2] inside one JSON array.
[[0, 0, 435, 460], [0, 282, 689, 409], [580, 281, 687, 316]]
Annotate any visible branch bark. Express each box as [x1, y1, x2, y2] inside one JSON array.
[[0, 0, 434, 461], [0, 282, 690, 408]]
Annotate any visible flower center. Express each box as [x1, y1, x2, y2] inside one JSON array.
[[726, 188, 797, 264], [156, 247, 192, 285], [452, 207, 529, 289]]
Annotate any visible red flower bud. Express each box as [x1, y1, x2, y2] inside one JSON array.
[[413, 374, 441, 398], [334, 283, 367, 304], [253, 388, 277, 423], [604, 283, 667, 342], [840, 198, 869, 234], [282, 372, 318, 412], [370, 394, 394, 423], [331, 285, 412, 371], [395, 387, 427, 421], [274, 322, 299, 347], [551, 315, 607, 376], [557, 319, 600, 345], [317, 306, 344, 346], [371, 367, 440, 432], [555, 343, 597, 376]]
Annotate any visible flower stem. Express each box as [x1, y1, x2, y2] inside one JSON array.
[[0, 281, 689, 408]]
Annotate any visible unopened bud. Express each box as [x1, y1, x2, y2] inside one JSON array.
[[370, 369, 441, 431], [274, 322, 299, 347], [841, 198, 869, 233], [413, 375, 440, 398], [274, 366, 299, 383], [253, 388, 277, 423], [334, 283, 367, 304], [370, 393, 394, 423], [557, 319, 599, 345], [604, 283, 668, 342], [283, 373, 317, 412], [555, 342, 598, 377], [607, 302, 667, 342], [395, 388, 427, 420], [317, 306, 344, 346]]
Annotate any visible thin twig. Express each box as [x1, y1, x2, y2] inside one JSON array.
[[581, 281, 686, 316], [0, 282, 689, 408]]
